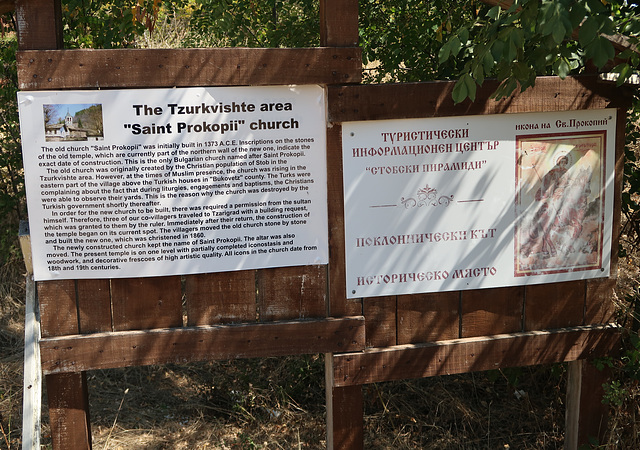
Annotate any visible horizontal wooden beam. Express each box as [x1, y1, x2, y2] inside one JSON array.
[[328, 76, 630, 123], [17, 47, 362, 90], [40, 316, 365, 374], [332, 324, 620, 387]]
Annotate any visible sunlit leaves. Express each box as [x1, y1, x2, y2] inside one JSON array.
[[438, 0, 640, 102], [452, 73, 477, 103], [585, 35, 616, 68]]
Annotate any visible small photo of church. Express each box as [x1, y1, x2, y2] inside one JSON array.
[[43, 103, 104, 142]]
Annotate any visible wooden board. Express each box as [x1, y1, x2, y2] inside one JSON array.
[[461, 286, 524, 337], [38, 280, 78, 339], [525, 281, 586, 330], [45, 373, 91, 450], [585, 278, 617, 325], [332, 324, 620, 387], [15, 0, 62, 50], [257, 265, 327, 321], [327, 76, 630, 123], [185, 271, 257, 325], [40, 316, 365, 374], [110, 276, 183, 331], [397, 292, 460, 344], [565, 359, 611, 448], [17, 47, 362, 90], [77, 279, 112, 333], [363, 296, 397, 347], [320, 0, 359, 47]]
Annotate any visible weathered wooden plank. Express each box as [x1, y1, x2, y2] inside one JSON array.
[[525, 281, 585, 330], [77, 279, 112, 333], [15, 0, 63, 50], [22, 275, 41, 450], [461, 286, 524, 337], [185, 271, 257, 325], [320, 0, 359, 47], [17, 47, 362, 90], [364, 296, 397, 347], [45, 373, 92, 450], [40, 316, 365, 374], [38, 280, 78, 338], [257, 266, 327, 321], [111, 276, 182, 331], [565, 359, 611, 449], [36, 280, 92, 450], [332, 324, 620, 387], [325, 355, 364, 449], [397, 292, 460, 344], [326, 384, 363, 449], [585, 278, 617, 325], [327, 76, 631, 123]]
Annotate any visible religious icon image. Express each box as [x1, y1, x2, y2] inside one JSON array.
[[514, 131, 606, 276]]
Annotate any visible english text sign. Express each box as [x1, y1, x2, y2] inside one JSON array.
[[19, 85, 328, 281]]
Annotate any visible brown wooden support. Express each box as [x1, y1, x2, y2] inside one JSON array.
[[17, 47, 362, 90], [333, 325, 619, 387], [363, 296, 397, 347], [258, 265, 327, 321], [325, 357, 363, 450], [40, 316, 365, 374], [18, 2, 92, 447], [46, 372, 92, 450], [565, 359, 611, 449], [15, 0, 63, 50], [111, 276, 183, 331], [39, 280, 92, 450], [397, 292, 460, 344], [320, 0, 359, 47], [77, 280, 112, 333], [185, 271, 257, 325], [461, 286, 524, 337]]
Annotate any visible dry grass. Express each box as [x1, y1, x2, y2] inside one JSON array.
[[0, 254, 26, 450]]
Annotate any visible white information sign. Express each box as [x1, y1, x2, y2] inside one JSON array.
[[343, 109, 616, 298], [19, 85, 328, 281]]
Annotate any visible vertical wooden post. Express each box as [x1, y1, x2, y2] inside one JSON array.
[[16, 0, 63, 50], [15, 1, 92, 448], [325, 357, 364, 450], [321, 0, 363, 447], [38, 281, 92, 450], [565, 359, 610, 449]]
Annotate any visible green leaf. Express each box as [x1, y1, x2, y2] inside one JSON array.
[[487, 5, 500, 20], [585, 36, 615, 68], [586, 0, 607, 14], [458, 27, 469, 44], [449, 36, 462, 57], [579, 17, 599, 46], [569, 3, 587, 29], [553, 58, 570, 78], [613, 63, 632, 86], [472, 61, 485, 85], [463, 73, 477, 102], [551, 21, 567, 44], [452, 77, 468, 104]]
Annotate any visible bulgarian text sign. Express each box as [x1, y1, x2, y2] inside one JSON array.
[[342, 109, 616, 298], [18, 85, 328, 281]]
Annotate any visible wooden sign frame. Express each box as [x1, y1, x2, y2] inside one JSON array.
[[14, 1, 627, 448]]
